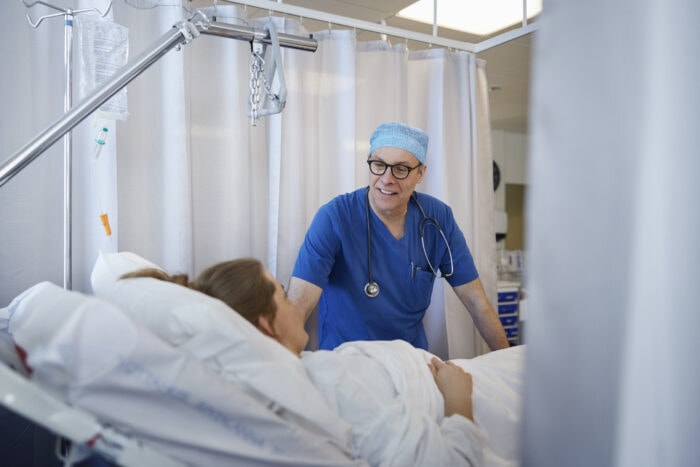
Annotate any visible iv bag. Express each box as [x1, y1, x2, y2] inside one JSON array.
[[76, 15, 129, 121]]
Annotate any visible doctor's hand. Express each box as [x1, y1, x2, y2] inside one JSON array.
[[428, 357, 474, 421]]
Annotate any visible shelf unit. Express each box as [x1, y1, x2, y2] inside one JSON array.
[[497, 281, 521, 346]]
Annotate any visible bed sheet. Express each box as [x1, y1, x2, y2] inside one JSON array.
[[451, 347, 524, 464], [88, 252, 524, 466], [1, 250, 526, 467], [304, 340, 524, 467], [90, 251, 353, 447], [2, 281, 365, 467]]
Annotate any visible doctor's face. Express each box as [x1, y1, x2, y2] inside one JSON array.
[[367, 147, 425, 215]]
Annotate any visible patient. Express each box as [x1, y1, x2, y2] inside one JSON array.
[[123, 259, 485, 466], [123, 260, 473, 418]]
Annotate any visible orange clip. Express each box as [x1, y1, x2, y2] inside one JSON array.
[[99, 213, 112, 237]]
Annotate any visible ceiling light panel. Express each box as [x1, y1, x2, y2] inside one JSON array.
[[398, 0, 542, 36]]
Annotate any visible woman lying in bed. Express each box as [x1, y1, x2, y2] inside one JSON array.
[[123, 258, 523, 467]]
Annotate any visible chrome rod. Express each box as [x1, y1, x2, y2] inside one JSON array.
[[0, 26, 186, 188], [64, 12, 74, 290], [202, 21, 317, 52], [20, 0, 115, 290], [222, 0, 477, 52], [0, 12, 318, 188]]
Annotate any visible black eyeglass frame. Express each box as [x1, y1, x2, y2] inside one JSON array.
[[366, 159, 422, 180]]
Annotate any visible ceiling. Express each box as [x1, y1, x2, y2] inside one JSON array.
[[193, 0, 535, 133]]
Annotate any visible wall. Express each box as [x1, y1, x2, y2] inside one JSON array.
[[492, 129, 528, 211], [492, 129, 528, 283]]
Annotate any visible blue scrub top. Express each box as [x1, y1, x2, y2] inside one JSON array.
[[292, 187, 478, 350]]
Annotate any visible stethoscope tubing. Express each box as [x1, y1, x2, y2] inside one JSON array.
[[364, 189, 453, 298], [364, 187, 380, 297], [414, 194, 454, 278]]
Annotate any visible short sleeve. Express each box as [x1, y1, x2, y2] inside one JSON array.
[[292, 202, 342, 288]]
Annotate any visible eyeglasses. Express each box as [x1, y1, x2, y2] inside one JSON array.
[[367, 160, 422, 180]]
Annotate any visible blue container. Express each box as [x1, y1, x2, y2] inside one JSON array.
[[500, 315, 518, 326], [498, 303, 518, 315], [498, 291, 519, 302]]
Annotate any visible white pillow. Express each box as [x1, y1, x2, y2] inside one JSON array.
[[7, 282, 358, 465], [90, 251, 351, 446]]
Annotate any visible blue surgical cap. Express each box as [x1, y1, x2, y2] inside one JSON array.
[[369, 122, 429, 164]]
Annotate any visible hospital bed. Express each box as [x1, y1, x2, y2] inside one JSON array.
[[0, 251, 525, 466], [1, 5, 523, 463]]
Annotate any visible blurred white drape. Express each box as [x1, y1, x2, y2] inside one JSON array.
[[0, 0, 120, 300], [523, 0, 700, 466], [0, 3, 65, 298], [0, 2, 494, 359]]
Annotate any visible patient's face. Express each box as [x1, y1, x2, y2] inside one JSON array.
[[265, 270, 309, 356]]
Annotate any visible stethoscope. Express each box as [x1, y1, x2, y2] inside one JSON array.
[[364, 189, 454, 298]]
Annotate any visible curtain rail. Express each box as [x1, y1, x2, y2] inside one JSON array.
[[222, 0, 537, 53], [203, 20, 317, 51]]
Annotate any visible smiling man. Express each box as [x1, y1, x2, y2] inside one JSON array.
[[288, 122, 508, 352]]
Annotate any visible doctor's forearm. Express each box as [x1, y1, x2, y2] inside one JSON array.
[[454, 280, 509, 350], [287, 276, 322, 321], [476, 310, 510, 350]]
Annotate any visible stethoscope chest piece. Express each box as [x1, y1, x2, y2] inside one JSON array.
[[364, 281, 380, 298], [363, 189, 454, 299]]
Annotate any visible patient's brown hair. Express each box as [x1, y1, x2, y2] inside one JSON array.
[[120, 258, 277, 327]]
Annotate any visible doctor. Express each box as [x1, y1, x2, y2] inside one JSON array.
[[288, 122, 509, 351]]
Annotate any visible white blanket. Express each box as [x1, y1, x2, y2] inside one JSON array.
[[303, 340, 524, 467], [2, 282, 366, 467], [2, 278, 524, 467], [87, 251, 524, 466], [451, 347, 524, 465]]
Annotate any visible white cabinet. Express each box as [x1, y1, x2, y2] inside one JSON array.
[[497, 281, 521, 346]]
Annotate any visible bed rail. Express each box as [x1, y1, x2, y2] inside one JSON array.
[[0, 336, 186, 466]]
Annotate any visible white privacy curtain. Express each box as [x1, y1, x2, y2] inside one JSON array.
[[0, 2, 66, 298], [523, 0, 700, 466], [0, 0, 120, 300], [0, 2, 495, 359]]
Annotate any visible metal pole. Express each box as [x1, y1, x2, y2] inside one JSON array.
[[202, 21, 317, 52], [432, 0, 437, 37], [0, 26, 187, 188], [222, 0, 477, 52], [63, 11, 74, 290], [19, 0, 114, 289], [0, 14, 318, 188]]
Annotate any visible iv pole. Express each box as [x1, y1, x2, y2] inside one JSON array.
[[2, 4, 317, 289], [0, 9, 317, 187], [20, 0, 113, 291]]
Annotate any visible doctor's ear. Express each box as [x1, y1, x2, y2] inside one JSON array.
[[417, 164, 427, 182]]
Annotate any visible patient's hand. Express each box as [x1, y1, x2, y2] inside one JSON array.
[[428, 357, 474, 421]]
